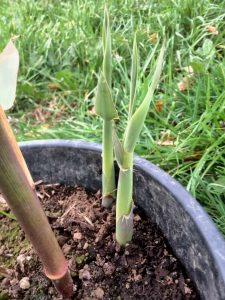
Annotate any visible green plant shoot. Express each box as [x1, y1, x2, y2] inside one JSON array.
[[114, 39, 166, 245], [95, 7, 118, 208], [0, 41, 73, 298]]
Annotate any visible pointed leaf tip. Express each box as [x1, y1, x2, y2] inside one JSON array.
[[102, 5, 111, 87], [129, 33, 138, 119], [95, 73, 118, 120], [124, 42, 165, 153], [0, 41, 19, 110]]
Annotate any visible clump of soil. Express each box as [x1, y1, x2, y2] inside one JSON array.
[[0, 184, 199, 299]]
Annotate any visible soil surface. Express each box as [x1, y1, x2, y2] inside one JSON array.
[[0, 184, 199, 300]]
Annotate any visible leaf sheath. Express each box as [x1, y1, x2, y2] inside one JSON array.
[[115, 151, 133, 245], [102, 120, 116, 207]]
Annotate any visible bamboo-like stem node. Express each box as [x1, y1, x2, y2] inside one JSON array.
[[0, 108, 74, 298]]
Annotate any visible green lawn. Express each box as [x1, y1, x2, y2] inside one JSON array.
[[1, 0, 225, 233]]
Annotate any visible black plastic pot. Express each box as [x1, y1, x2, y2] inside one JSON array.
[[19, 139, 225, 300]]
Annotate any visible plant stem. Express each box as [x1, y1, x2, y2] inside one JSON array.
[[52, 270, 73, 297], [116, 151, 133, 245], [102, 119, 116, 207], [0, 106, 33, 187], [0, 115, 73, 298]]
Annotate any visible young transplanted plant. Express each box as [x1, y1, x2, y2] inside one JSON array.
[[114, 38, 165, 245], [0, 41, 73, 298], [95, 10, 165, 246], [95, 7, 117, 208]]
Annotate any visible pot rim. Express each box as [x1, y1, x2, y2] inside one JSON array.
[[19, 139, 225, 283]]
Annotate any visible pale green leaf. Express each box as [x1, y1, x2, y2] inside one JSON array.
[[124, 41, 166, 153], [112, 129, 124, 168], [128, 33, 138, 120], [95, 73, 118, 120], [102, 6, 108, 53], [0, 41, 19, 111], [103, 6, 111, 87]]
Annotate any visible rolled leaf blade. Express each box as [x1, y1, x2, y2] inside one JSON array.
[[95, 73, 118, 120], [102, 6, 108, 53], [103, 6, 112, 87], [0, 41, 19, 110], [128, 33, 138, 119], [124, 41, 166, 153]]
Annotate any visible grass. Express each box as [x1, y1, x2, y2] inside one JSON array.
[[1, 0, 225, 233]]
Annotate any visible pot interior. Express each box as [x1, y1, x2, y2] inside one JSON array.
[[20, 140, 225, 300]]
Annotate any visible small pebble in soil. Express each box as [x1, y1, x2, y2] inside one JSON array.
[[83, 242, 89, 249], [48, 287, 55, 295], [79, 268, 91, 281], [91, 287, 105, 299], [73, 232, 82, 240], [17, 256, 25, 273], [19, 277, 30, 290], [103, 262, 115, 275]]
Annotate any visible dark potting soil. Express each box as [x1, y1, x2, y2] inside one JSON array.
[[0, 184, 199, 300]]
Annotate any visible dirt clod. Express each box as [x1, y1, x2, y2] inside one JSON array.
[[103, 262, 115, 276], [79, 268, 91, 281], [73, 232, 82, 241], [92, 287, 105, 299], [19, 277, 30, 290]]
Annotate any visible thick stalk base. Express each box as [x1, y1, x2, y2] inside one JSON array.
[[102, 195, 114, 208], [116, 152, 133, 245], [116, 211, 134, 246], [52, 270, 73, 298]]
